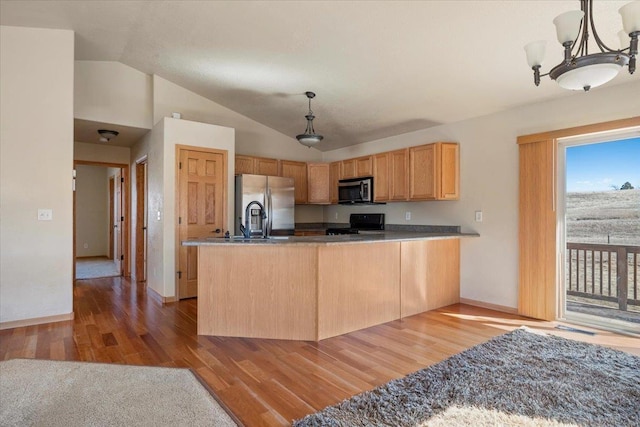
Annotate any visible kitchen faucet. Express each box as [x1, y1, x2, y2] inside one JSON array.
[[240, 200, 267, 238]]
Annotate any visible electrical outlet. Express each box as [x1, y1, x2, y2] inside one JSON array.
[[475, 211, 483, 222], [157, 210, 162, 221], [335, 212, 338, 220], [37, 209, 53, 221], [405, 212, 411, 221]]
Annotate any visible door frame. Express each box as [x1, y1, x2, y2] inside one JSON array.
[[135, 156, 148, 283], [73, 160, 131, 280], [175, 144, 228, 299], [108, 176, 115, 259], [557, 128, 640, 331], [517, 116, 640, 322]]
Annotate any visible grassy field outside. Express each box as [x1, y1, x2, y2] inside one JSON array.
[[565, 189, 639, 318], [566, 189, 639, 245]]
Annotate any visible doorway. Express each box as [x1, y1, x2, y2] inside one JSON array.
[[73, 160, 130, 281], [135, 157, 148, 283], [558, 132, 640, 332]]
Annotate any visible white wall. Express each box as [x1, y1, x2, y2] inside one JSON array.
[[322, 81, 640, 310], [75, 165, 109, 257], [75, 61, 153, 129], [130, 121, 164, 292], [74, 141, 131, 165], [0, 26, 75, 324], [130, 118, 235, 298]]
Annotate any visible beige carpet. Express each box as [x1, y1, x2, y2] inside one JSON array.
[[0, 359, 238, 426], [76, 257, 119, 280]]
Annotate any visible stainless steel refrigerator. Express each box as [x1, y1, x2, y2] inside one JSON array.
[[234, 174, 295, 237]]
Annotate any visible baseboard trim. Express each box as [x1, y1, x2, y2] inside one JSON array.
[[0, 312, 75, 330], [147, 286, 178, 304], [460, 298, 518, 314]]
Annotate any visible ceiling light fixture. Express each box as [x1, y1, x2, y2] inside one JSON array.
[[525, 0, 639, 91], [97, 129, 119, 143], [296, 91, 323, 148]]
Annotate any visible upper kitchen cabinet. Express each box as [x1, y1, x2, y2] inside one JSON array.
[[374, 149, 409, 202], [329, 161, 341, 204], [280, 160, 308, 204], [235, 155, 255, 175], [234, 155, 279, 176], [341, 155, 372, 179], [307, 163, 330, 204], [409, 142, 459, 200]]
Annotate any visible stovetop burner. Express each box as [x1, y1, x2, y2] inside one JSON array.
[[325, 213, 385, 235]]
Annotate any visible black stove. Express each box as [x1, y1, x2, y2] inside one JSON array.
[[326, 213, 385, 235]]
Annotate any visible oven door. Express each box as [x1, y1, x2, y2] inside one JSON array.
[[338, 178, 372, 204]]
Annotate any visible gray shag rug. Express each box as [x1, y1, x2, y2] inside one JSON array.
[[0, 359, 238, 426], [294, 328, 640, 427]]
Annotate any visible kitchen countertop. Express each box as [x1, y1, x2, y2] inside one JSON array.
[[182, 231, 479, 246]]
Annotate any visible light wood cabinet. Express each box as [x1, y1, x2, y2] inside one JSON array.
[[400, 239, 460, 317], [373, 153, 390, 201], [374, 149, 409, 202], [341, 155, 372, 179], [329, 161, 341, 204], [280, 160, 308, 204], [234, 155, 279, 176], [389, 149, 409, 201], [409, 142, 459, 201], [255, 157, 279, 176], [235, 155, 255, 175], [307, 163, 330, 204]]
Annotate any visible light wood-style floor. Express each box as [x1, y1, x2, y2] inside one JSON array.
[[1, 277, 639, 426]]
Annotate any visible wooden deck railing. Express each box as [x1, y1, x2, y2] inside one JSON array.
[[567, 243, 640, 311]]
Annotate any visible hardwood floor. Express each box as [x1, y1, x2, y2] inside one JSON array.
[[2, 277, 639, 426]]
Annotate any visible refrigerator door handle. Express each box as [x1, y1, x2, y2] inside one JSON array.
[[267, 187, 273, 237]]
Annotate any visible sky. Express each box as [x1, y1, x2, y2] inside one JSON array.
[[566, 137, 640, 192]]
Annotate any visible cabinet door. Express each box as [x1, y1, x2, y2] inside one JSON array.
[[409, 144, 437, 200], [254, 157, 279, 176], [355, 156, 373, 177], [373, 153, 390, 202], [389, 149, 409, 201], [439, 143, 459, 199], [400, 239, 460, 317], [280, 160, 308, 204], [235, 155, 255, 175], [341, 159, 356, 179], [329, 161, 341, 204], [307, 163, 330, 204]]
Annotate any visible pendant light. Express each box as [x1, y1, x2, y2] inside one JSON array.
[[524, 0, 639, 91], [296, 91, 323, 148]]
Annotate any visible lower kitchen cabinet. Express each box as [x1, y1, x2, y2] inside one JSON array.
[[400, 239, 460, 317]]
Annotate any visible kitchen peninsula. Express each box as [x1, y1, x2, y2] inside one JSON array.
[[183, 232, 477, 341]]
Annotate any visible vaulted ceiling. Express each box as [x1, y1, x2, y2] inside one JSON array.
[[1, 1, 637, 151]]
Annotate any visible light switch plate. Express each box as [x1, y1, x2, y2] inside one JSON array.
[[405, 212, 411, 221], [38, 209, 53, 221]]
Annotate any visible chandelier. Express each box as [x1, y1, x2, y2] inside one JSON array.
[[296, 91, 324, 148], [525, 0, 639, 91]]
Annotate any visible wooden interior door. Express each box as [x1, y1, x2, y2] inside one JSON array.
[[114, 169, 123, 275], [178, 148, 226, 299], [109, 177, 115, 260], [136, 160, 148, 283]]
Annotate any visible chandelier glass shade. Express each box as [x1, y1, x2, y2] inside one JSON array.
[[296, 91, 323, 148], [525, 0, 640, 91]]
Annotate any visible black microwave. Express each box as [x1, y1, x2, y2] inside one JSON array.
[[338, 177, 373, 204]]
